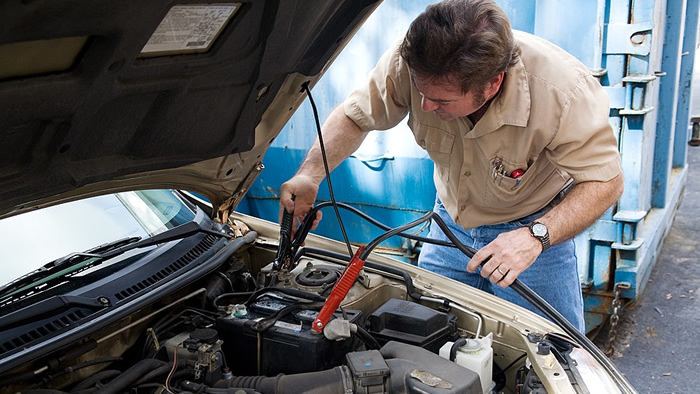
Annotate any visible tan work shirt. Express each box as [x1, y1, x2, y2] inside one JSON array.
[[344, 30, 622, 228]]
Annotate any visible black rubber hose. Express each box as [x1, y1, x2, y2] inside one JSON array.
[[98, 359, 167, 394], [364, 260, 422, 300], [355, 324, 381, 349], [70, 369, 122, 392], [213, 366, 353, 394], [449, 337, 468, 361], [180, 381, 259, 393], [133, 364, 174, 386]]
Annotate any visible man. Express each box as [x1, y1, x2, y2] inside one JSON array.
[[279, 0, 623, 332]]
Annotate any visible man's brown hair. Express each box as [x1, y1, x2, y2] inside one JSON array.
[[400, 0, 520, 93]]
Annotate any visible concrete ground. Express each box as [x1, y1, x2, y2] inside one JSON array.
[[594, 51, 700, 393]]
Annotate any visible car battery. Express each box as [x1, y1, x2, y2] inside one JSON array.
[[216, 295, 362, 376], [366, 298, 457, 353]]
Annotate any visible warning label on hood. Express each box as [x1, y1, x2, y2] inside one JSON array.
[[140, 4, 240, 56]]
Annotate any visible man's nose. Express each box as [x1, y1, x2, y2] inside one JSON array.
[[421, 97, 439, 112]]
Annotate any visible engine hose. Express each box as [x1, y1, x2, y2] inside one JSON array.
[[133, 364, 174, 386], [212, 366, 353, 394], [355, 324, 381, 349], [180, 381, 260, 394], [98, 359, 167, 394], [449, 337, 468, 361], [70, 369, 122, 392]]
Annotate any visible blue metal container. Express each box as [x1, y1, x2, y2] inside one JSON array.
[[237, 0, 699, 332], [239, 0, 437, 261]]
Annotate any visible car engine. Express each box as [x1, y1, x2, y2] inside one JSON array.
[[0, 218, 582, 394]]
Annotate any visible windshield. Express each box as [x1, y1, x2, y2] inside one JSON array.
[[0, 190, 196, 287]]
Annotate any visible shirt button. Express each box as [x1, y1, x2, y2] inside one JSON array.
[[464, 170, 471, 176], [460, 204, 467, 212]]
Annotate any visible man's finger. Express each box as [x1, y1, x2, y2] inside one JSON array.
[[466, 249, 490, 273], [496, 271, 514, 287], [311, 211, 323, 230]]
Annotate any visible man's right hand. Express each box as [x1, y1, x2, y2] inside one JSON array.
[[278, 105, 369, 237], [280, 174, 323, 236]]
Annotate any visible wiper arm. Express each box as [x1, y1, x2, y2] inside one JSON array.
[[0, 295, 110, 330], [0, 237, 142, 301], [101, 221, 227, 259], [0, 221, 229, 302]]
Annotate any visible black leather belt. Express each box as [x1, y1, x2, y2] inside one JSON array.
[[549, 180, 575, 207]]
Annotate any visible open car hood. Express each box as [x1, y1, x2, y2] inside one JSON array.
[[0, 0, 380, 219]]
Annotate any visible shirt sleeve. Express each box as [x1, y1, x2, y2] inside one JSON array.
[[545, 74, 623, 183], [343, 42, 412, 132]]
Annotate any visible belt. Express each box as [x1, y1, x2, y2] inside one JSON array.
[[549, 180, 574, 207], [523, 180, 574, 221]]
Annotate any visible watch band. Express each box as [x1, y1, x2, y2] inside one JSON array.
[[529, 221, 550, 251], [539, 231, 550, 251]]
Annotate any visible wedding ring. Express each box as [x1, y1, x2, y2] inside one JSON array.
[[497, 267, 506, 276]]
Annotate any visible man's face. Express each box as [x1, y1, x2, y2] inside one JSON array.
[[413, 74, 502, 121]]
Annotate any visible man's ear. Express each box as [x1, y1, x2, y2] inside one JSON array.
[[485, 72, 505, 98]]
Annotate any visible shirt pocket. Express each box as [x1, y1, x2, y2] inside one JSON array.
[[481, 155, 536, 208], [410, 119, 456, 183]]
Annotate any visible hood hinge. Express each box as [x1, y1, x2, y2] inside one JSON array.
[[216, 162, 265, 224]]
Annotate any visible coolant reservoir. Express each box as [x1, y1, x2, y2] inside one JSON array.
[[439, 332, 493, 394]]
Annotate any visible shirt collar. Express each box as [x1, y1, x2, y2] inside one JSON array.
[[466, 58, 530, 138]]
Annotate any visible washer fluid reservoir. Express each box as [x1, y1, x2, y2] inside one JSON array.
[[439, 332, 493, 394]]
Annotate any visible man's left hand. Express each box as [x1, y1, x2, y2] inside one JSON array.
[[466, 227, 542, 287]]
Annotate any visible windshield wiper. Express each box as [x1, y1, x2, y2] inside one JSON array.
[[0, 237, 142, 302], [0, 221, 229, 302], [0, 295, 111, 330]]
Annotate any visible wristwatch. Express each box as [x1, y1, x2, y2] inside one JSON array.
[[528, 221, 550, 251]]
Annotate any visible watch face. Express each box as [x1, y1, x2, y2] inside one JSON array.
[[532, 223, 547, 237]]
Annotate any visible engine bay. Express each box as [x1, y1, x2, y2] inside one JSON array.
[[1, 216, 596, 394]]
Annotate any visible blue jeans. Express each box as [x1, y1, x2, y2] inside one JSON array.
[[418, 197, 585, 333]]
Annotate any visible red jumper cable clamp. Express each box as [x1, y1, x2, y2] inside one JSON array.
[[311, 245, 366, 333]]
